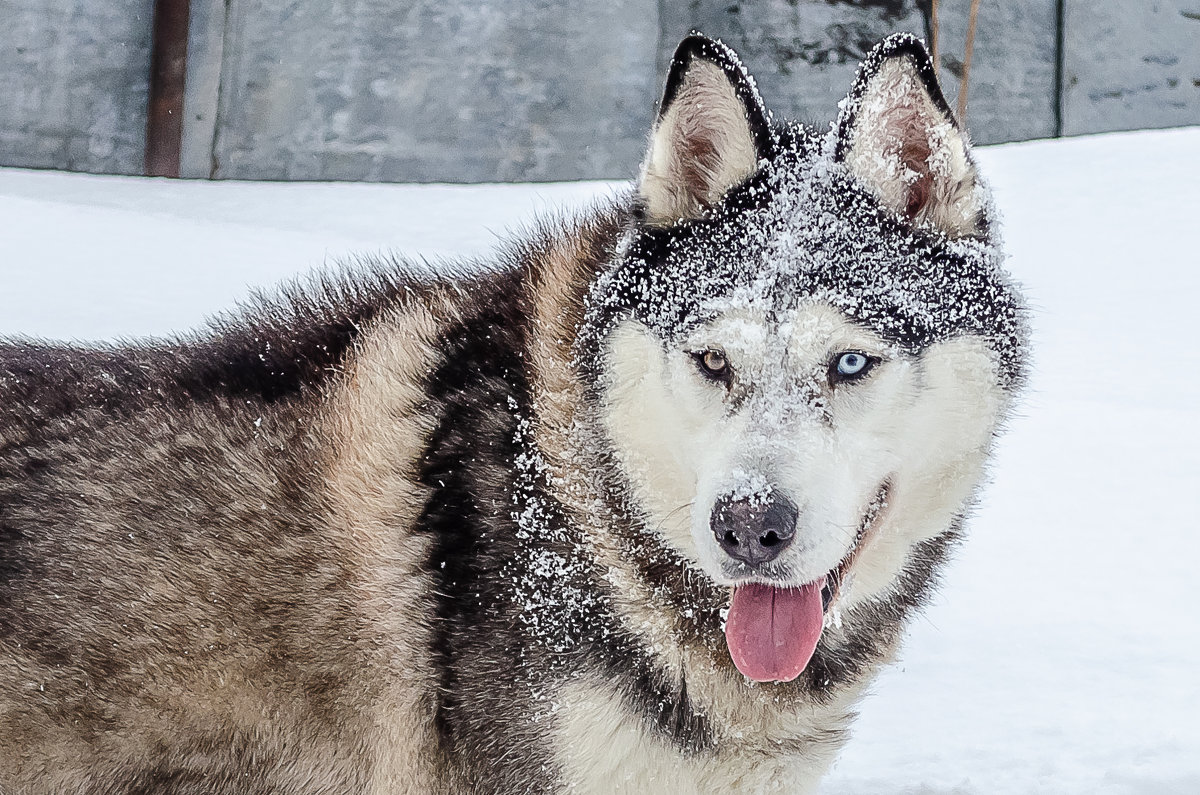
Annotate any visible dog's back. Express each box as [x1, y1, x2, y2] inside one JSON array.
[[0, 270, 496, 791]]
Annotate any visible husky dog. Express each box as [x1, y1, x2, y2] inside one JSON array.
[[0, 33, 1025, 794]]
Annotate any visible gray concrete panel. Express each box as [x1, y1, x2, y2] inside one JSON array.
[[180, 0, 228, 179], [210, 0, 660, 182], [4, 0, 1196, 181], [932, 0, 1058, 144], [657, 1, 929, 132], [1062, 0, 1200, 136], [658, 0, 1056, 146], [0, 0, 154, 174]]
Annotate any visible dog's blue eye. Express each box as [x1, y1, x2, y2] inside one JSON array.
[[832, 352, 875, 382], [838, 353, 866, 375]]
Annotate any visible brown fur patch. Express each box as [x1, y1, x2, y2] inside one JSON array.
[[317, 289, 469, 792], [0, 282, 468, 792]]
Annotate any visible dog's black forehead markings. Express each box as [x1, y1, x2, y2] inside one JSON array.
[[580, 126, 1026, 388]]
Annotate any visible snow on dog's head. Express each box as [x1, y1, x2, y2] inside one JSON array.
[[578, 34, 1028, 681]]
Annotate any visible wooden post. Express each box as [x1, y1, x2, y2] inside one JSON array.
[[145, 0, 191, 177]]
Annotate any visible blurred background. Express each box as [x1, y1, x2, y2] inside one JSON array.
[[2, 0, 1198, 182]]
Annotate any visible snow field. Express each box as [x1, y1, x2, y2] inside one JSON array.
[[2, 127, 1197, 792]]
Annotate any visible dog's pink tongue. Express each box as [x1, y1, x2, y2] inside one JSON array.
[[725, 580, 825, 683]]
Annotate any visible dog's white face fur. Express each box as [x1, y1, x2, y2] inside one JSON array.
[[589, 36, 1012, 615], [600, 305, 1006, 611]]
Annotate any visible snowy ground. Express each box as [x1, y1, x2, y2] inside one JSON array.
[[3, 127, 1198, 792]]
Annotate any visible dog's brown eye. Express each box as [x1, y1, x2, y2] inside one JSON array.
[[702, 351, 727, 373], [692, 349, 731, 383]]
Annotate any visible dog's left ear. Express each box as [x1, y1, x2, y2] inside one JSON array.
[[637, 35, 776, 226], [834, 34, 986, 239]]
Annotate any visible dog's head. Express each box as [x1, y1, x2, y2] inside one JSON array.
[[578, 34, 1026, 682]]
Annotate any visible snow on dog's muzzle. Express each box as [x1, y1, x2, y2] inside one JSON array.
[[710, 493, 797, 568]]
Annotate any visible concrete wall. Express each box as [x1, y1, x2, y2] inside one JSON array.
[[2, 0, 1198, 181], [656, 0, 1059, 146], [194, 0, 660, 182], [0, 0, 155, 174], [1062, 0, 1200, 136], [931, 0, 1059, 144], [658, 1, 931, 132]]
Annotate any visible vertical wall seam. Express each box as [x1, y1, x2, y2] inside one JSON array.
[[1054, 0, 1065, 137], [209, 0, 235, 178]]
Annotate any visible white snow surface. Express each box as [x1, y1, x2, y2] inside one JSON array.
[[2, 128, 1198, 792]]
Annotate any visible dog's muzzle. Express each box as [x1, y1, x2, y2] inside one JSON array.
[[710, 493, 798, 568]]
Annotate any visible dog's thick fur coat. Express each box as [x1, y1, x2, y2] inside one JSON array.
[[0, 35, 1026, 793]]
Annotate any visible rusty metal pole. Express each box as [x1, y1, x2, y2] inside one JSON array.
[[957, 0, 982, 123], [145, 0, 190, 177]]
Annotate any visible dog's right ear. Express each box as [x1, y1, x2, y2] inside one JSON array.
[[833, 34, 986, 238], [637, 35, 775, 226]]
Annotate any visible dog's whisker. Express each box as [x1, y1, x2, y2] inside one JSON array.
[[653, 502, 695, 536]]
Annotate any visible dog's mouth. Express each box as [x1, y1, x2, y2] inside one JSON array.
[[724, 481, 891, 684], [821, 481, 891, 615]]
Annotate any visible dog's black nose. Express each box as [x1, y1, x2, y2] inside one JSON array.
[[711, 493, 798, 568]]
